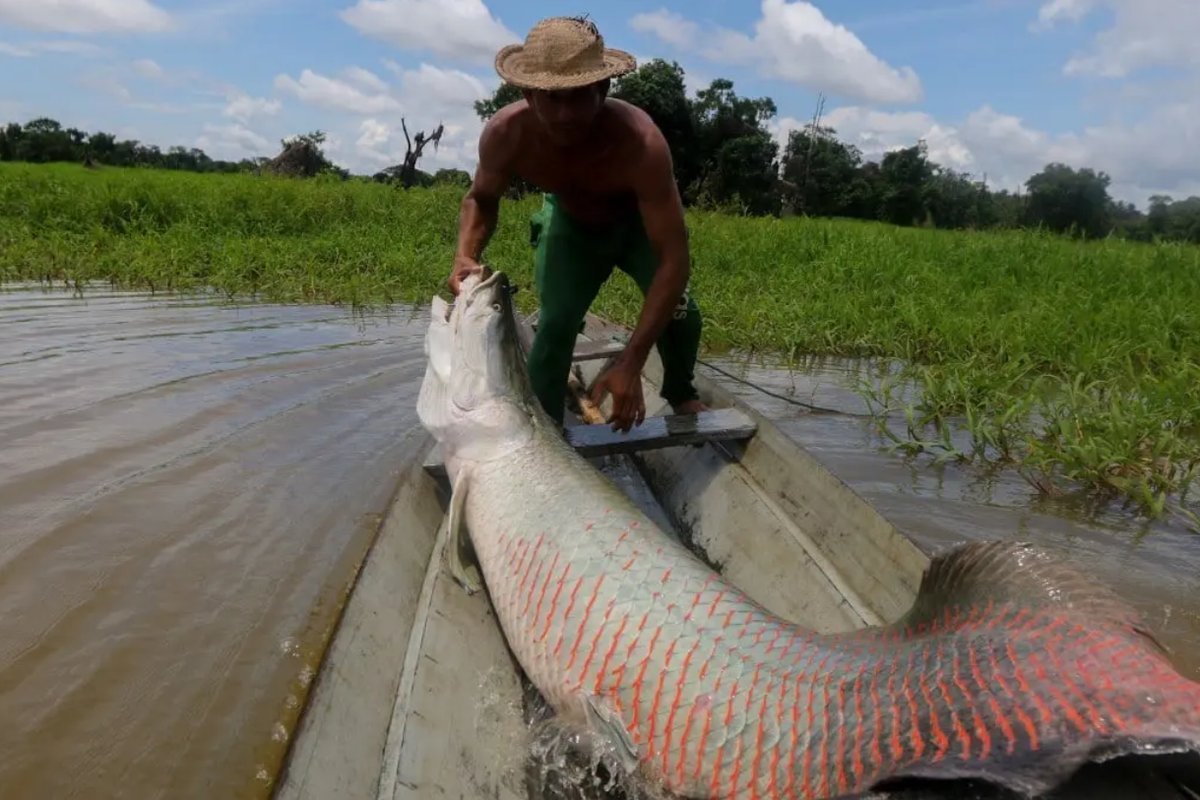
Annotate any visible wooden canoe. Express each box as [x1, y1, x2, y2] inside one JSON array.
[[272, 309, 1200, 800]]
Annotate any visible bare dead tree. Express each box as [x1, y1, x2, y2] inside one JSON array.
[[798, 92, 826, 216], [399, 118, 445, 188]]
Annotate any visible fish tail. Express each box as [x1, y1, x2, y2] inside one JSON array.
[[830, 541, 1200, 797]]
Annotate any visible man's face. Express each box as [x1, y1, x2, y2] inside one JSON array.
[[524, 83, 606, 145]]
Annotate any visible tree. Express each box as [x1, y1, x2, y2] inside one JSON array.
[[924, 166, 991, 229], [879, 142, 933, 226], [1024, 163, 1113, 238], [687, 78, 780, 213], [474, 83, 522, 120], [611, 59, 699, 193], [779, 124, 864, 218], [398, 118, 444, 188], [264, 130, 338, 178], [432, 168, 471, 187]]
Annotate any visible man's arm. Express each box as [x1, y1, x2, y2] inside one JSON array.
[[450, 115, 515, 294], [622, 128, 690, 366]]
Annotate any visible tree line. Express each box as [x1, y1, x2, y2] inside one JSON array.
[[4, 59, 1198, 244]]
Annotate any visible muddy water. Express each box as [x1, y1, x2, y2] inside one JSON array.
[[698, 353, 1200, 681], [0, 284, 431, 799], [3, 284, 1199, 800]]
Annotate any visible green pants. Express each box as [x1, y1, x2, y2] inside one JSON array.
[[526, 193, 703, 424]]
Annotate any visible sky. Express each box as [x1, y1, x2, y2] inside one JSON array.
[[2, 0, 1198, 209]]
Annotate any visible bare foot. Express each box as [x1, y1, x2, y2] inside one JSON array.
[[671, 399, 709, 416]]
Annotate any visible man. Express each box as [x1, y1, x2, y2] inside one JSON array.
[[447, 15, 707, 433]]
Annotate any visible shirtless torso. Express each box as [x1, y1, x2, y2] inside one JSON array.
[[449, 86, 702, 430], [484, 97, 649, 226]]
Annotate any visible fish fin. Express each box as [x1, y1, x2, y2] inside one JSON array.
[[898, 540, 1158, 644], [416, 296, 455, 436], [425, 295, 453, 383], [445, 469, 482, 595], [583, 694, 639, 776]]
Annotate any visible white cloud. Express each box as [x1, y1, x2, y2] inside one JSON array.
[[194, 122, 273, 160], [0, 0, 172, 34], [131, 58, 164, 79], [274, 68, 402, 115], [78, 71, 135, 103], [0, 39, 107, 58], [349, 62, 492, 173], [342, 66, 389, 94], [266, 60, 493, 176], [339, 0, 518, 65], [631, 0, 922, 105], [222, 92, 282, 124], [771, 99, 1200, 208], [1034, 0, 1200, 77], [629, 10, 699, 50]]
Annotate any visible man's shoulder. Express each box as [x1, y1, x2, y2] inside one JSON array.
[[484, 100, 531, 138], [479, 101, 531, 163], [604, 98, 669, 155]]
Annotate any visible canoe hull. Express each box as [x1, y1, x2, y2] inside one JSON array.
[[274, 311, 1200, 800]]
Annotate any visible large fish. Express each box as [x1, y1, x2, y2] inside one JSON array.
[[416, 270, 1200, 799]]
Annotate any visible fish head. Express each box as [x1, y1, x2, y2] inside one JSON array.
[[417, 269, 541, 466]]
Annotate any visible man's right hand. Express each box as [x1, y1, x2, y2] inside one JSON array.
[[448, 257, 485, 296]]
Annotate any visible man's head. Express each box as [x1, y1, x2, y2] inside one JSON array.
[[494, 16, 635, 145], [522, 80, 609, 145]]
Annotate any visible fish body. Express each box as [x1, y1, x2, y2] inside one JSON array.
[[417, 271, 1200, 799]]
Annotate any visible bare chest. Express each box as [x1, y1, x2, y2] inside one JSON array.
[[512, 149, 638, 224]]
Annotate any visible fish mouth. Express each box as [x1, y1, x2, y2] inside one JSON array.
[[467, 267, 507, 299], [469, 269, 515, 317]]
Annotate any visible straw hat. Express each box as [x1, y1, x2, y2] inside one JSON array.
[[495, 16, 636, 91]]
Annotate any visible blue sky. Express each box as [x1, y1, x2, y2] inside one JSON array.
[[2, 0, 1198, 208]]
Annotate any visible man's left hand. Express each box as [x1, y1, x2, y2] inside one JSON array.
[[589, 355, 645, 433]]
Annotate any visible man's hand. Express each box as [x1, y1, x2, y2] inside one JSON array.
[[448, 256, 486, 296], [589, 354, 646, 433]]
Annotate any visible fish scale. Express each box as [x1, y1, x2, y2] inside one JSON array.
[[419, 272, 1200, 800], [457, 431, 1200, 799]]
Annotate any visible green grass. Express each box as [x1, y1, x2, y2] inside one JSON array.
[[3, 161, 1199, 526]]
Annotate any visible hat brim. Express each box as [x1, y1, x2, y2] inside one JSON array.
[[494, 44, 637, 90]]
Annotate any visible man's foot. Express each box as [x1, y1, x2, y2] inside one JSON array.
[[671, 399, 708, 416]]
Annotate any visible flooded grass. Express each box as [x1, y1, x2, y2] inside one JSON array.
[[4, 162, 1200, 523]]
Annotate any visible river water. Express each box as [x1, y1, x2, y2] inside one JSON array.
[[1, 283, 1197, 799]]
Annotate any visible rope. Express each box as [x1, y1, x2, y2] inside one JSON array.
[[696, 357, 874, 418]]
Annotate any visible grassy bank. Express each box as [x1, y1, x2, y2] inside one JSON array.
[[3, 162, 1199, 524]]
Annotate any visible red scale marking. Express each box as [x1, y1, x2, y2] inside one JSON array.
[[515, 533, 546, 607], [526, 550, 558, 621], [815, 667, 834, 799], [646, 638, 679, 760], [691, 674, 723, 786], [950, 646, 976, 760], [594, 613, 631, 695], [848, 664, 866, 786], [566, 576, 607, 675], [707, 679, 742, 795], [918, 647, 950, 762], [1044, 630, 1108, 733], [1027, 650, 1089, 735], [707, 591, 726, 618], [537, 562, 572, 643], [902, 646, 924, 762], [575, 597, 617, 691], [984, 643, 1028, 753], [768, 667, 792, 799], [552, 577, 585, 659], [834, 674, 851, 795], [663, 639, 701, 777], [630, 626, 662, 735], [750, 675, 776, 800]]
